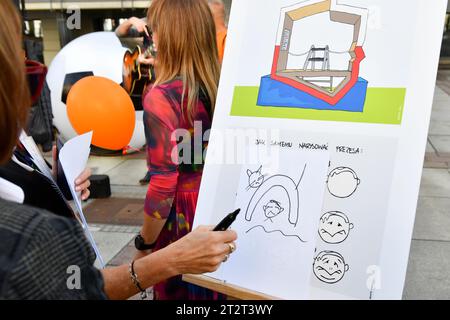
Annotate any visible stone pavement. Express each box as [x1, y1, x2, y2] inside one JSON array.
[[84, 71, 450, 300], [403, 71, 450, 300]]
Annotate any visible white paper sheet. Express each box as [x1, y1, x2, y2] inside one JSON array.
[[58, 132, 105, 268], [200, 146, 330, 299], [19, 132, 55, 182]]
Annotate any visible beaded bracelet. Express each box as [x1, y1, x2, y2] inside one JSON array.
[[129, 260, 148, 300]]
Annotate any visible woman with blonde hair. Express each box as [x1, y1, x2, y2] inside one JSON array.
[[137, 0, 223, 299]]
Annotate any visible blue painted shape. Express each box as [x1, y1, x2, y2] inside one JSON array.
[[257, 75, 368, 112]]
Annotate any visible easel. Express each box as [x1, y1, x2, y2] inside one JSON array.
[[182, 275, 280, 300]]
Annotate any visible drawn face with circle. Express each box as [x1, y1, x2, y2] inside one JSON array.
[[318, 211, 354, 244], [263, 200, 284, 222], [327, 167, 360, 198], [313, 251, 349, 284]]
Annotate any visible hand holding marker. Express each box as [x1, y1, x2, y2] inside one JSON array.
[[213, 209, 240, 263]]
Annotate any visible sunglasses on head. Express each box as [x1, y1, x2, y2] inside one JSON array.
[[25, 59, 47, 104]]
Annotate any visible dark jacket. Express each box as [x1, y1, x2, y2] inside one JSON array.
[[0, 198, 106, 299], [0, 158, 74, 219]]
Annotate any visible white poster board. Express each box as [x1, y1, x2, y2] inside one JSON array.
[[194, 0, 448, 299]]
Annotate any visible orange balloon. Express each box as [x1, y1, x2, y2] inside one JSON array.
[[67, 76, 135, 150]]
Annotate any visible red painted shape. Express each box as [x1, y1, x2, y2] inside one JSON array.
[[270, 45, 366, 106], [271, 46, 281, 75]]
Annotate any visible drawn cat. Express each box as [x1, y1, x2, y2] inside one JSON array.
[[246, 166, 265, 190]]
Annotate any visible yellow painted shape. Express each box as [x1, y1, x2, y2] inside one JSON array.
[[287, 0, 331, 21]]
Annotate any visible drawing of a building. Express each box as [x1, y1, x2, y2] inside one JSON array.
[[257, 0, 369, 112]]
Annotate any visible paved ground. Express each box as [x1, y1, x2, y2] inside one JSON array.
[[403, 70, 450, 300], [83, 71, 450, 300]]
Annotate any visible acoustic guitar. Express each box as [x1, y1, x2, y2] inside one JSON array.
[[122, 45, 156, 96]]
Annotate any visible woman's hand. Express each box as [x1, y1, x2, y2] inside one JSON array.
[[166, 226, 237, 275], [138, 54, 155, 66], [52, 145, 91, 200], [102, 226, 237, 300], [75, 168, 92, 201]]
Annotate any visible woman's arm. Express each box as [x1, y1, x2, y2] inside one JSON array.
[[102, 226, 237, 300], [140, 214, 167, 247], [101, 246, 176, 300]]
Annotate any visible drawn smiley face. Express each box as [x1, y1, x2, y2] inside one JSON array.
[[313, 251, 349, 284], [327, 167, 360, 198], [318, 211, 354, 244]]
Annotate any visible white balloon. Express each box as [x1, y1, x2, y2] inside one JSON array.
[[47, 31, 146, 151], [128, 111, 146, 151]]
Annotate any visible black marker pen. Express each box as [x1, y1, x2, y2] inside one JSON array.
[[213, 209, 240, 231]]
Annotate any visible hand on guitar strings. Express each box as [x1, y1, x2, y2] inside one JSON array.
[[138, 54, 155, 66]]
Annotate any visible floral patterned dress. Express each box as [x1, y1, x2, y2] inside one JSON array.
[[143, 78, 220, 300]]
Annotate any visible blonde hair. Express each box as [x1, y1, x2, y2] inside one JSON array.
[[0, 1, 30, 164], [208, 0, 226, 21], [148, 0, 220, 122]]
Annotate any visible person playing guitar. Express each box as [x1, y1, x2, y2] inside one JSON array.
[[122, 23, 156, 97], [116, 18, 156, 184]]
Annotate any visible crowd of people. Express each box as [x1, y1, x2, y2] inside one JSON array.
[[0, 0, 236, 300]]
